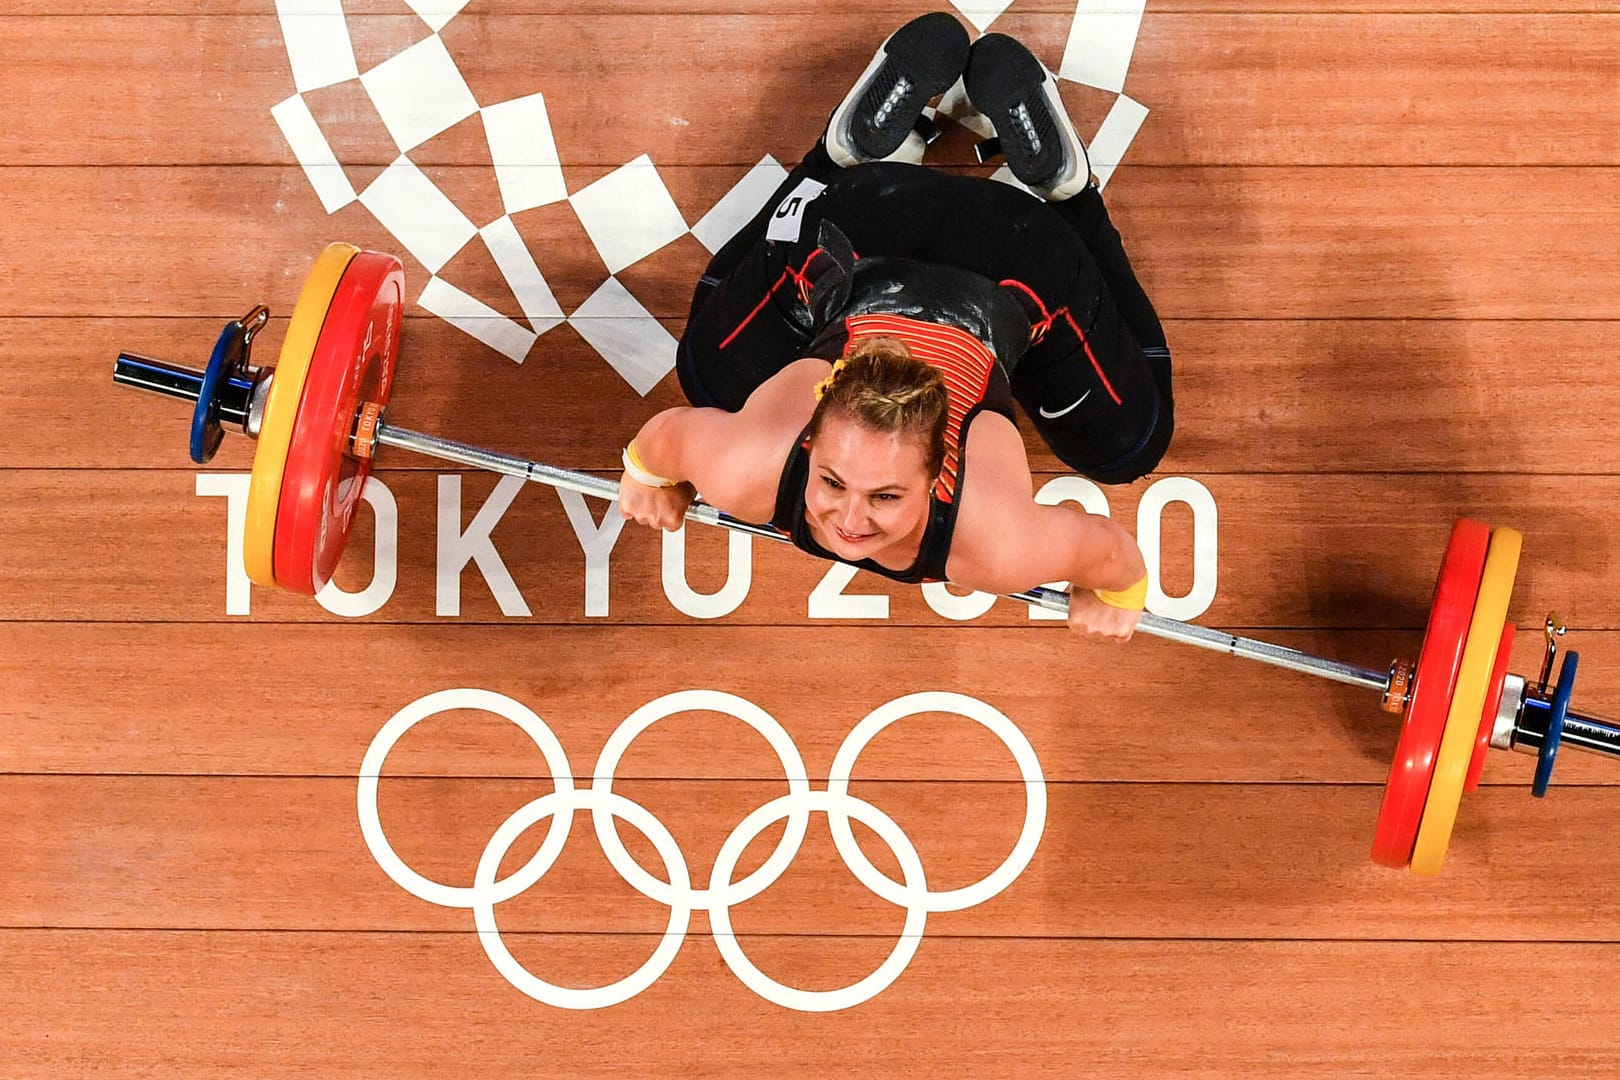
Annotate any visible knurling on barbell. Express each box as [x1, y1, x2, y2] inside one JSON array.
[[109, 242, 1620, 874]]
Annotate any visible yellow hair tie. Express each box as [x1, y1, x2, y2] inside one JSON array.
[[1093, 575, 1149, 612], [813, 356, 849, 402]]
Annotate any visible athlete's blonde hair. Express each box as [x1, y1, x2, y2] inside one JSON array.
[[809, 337, 949, 480]]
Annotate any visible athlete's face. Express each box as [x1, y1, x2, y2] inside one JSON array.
[[804, 415, 935, 561]]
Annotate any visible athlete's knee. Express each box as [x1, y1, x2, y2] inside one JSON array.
[[674, 333, 728, 410], [1048, 391, 1174, 485], [1082, 434, 1170, 484]]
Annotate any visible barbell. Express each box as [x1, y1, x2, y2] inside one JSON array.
[[112, 242, 1620, 875]]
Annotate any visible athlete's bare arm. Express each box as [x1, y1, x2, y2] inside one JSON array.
[[617, 359, 827, 529], [945, 414, 1148, 640]]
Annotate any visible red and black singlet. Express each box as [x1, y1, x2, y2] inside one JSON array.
[[770, 257, 1027, 584]]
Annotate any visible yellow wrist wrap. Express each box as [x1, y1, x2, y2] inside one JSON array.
[[622, 442, 676, 488], [1093, 575, 1149, 611]]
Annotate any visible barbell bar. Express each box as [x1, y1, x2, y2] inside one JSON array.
[[115, 344, 1408, 690], [111, 243, 1620, 872]]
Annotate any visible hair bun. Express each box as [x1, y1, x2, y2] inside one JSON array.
[[806, 337, 952, 480]]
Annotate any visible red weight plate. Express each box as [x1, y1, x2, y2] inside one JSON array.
[[1464, 622, 1516, 793], [1370, 519, 1491, 868], [273, 251, 405, 594]]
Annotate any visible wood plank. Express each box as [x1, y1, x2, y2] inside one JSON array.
[[5, 165, 1618, 321], [11, 0, 1620, 13], [4, 6, 1617, 1071], [5, 622, 1617, 786], [15, 316, 1620, 475], [4, 932, 1618, 1077], [4, 777, 1616, 938], [15, 1, 1620, 13], [5, 14, 1617, 167], [1, 470, 1614, 626]]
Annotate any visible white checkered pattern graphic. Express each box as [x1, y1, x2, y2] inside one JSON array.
[[269, 2, 1152, 392]]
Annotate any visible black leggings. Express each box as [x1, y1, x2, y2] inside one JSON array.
[[678, 142, 1173, 483]]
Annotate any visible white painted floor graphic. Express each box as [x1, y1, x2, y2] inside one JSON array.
[[268, 3, 1154, 389], [359, 688, 1045, 1011]]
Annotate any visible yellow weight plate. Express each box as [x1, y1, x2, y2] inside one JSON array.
[[1410, 526, 1522, 876], [242, 243, 361, 588]]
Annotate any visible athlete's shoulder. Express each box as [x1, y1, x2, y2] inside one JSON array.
[[742, 357, 829, 424], [688, 359, 825, 522], [942, 412, 1039, 588]]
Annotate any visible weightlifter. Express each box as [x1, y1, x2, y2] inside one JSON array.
[[618, 13, 1173, 640]]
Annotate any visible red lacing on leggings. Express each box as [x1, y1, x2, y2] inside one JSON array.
[[998, 277, 1122, 406], [718, 249, 827, 350]]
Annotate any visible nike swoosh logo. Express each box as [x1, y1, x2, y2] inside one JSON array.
[[1038, 389, 1092, 419]]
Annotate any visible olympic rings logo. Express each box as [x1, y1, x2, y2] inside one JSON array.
[[358, 687, 1045, 1012]]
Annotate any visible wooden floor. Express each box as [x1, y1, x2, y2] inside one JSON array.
[[4, 2, 1620, 1076]]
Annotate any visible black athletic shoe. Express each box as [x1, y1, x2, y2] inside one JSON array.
[[963, 33, 1093, 200], [824, 12, 970, 167]]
